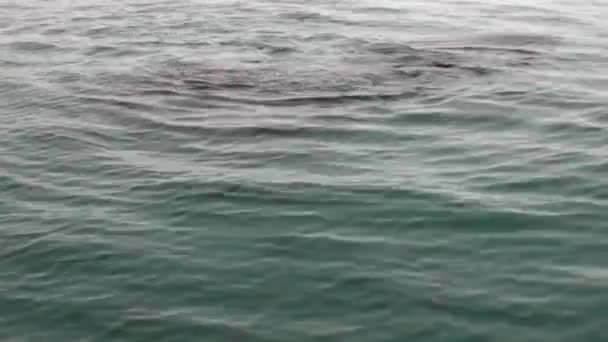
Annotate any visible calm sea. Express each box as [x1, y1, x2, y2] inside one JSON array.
[[1, 0, 607, 341]]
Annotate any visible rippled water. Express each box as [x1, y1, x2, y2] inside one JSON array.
[[1, 0, 608, 340]]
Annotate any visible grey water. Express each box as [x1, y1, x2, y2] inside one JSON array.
[[1, 0, 608, 341]]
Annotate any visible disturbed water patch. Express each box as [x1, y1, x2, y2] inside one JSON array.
[[83, 39, 547, 111]]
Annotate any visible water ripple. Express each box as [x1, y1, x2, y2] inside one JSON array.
[[1, 0, 608, 341]]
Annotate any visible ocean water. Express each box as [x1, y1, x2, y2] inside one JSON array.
[[1, 0, 608, 340]]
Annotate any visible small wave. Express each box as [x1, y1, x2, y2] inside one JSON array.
[[476, 33, 561, 47], [435, 45, 541, 55], [280, 11, 327, 21], [78, 95, 158, 112], [182, 78, 256, 90], [365, 42, 418, 56], [7, 41, 61, 52], [194, 92, 419, 106], [556, 266, 608, 281], [84, 45, 144, 57]]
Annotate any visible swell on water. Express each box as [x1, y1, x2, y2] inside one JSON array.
[[1, 0, 608, 341]]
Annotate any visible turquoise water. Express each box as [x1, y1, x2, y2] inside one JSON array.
[[1, 0, 608, 340]]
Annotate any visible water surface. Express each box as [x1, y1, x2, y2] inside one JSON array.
[[1, 0, 608, 341]]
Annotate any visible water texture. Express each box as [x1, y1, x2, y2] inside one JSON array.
[[1, 0, 608, 341]]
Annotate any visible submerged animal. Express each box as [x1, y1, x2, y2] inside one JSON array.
[[112, 34, 551, 107]]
